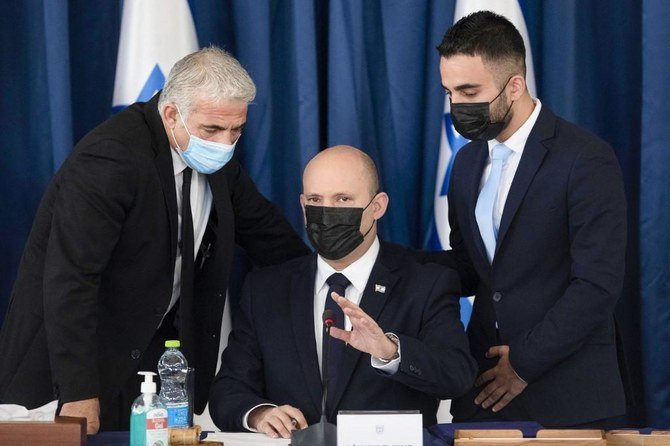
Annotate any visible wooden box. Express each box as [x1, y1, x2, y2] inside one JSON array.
[[455, 428, 606, 445], [606, 430, 670, 445], [0, 416, 86, 445]]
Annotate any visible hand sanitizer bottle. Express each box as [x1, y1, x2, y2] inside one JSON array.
[[130, 371, 168, 446]]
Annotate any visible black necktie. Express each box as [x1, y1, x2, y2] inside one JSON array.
[[179, 168, 195, 361], [323, 273, 350, 404]]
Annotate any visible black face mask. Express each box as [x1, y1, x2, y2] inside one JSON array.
[[450, 78, 513, 141], [305, 197, 376, 260]]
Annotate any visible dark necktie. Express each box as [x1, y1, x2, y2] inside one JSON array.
[[323, 272, 350, 405], [179, 167, 195, 361]]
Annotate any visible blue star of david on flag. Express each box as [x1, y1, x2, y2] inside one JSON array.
[[137, 64, 165, 103], [439, 113, 469, 197]]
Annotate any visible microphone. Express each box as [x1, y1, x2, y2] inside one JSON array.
[[323, 308, 335, 330], [321, 309, 336, 415], [291, 310, 338, 446]]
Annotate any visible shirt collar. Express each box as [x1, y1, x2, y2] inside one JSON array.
[[488, 98, 542, 155], [315, 237, 380, 296], [170, 146, 188, 176]]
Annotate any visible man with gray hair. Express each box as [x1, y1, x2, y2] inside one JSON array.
[[0, 46, 309, 432]]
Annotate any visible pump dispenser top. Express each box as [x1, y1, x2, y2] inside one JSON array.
[[138, 371, 157, 394]]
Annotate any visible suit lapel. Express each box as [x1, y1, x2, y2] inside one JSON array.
[[328, 250, 399, 416], [207, 170, 233, 262], [147, 94, 179, 270], [208, 168, 231, 220], [468, 142, 491, 265], [495, 107, 555, 258], [290, 256, 323, 416]]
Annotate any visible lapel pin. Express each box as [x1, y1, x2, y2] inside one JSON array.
[[375, 284, 386, 294]]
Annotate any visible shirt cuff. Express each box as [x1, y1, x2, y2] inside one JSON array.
[[507, 353, 527, 384], [511, 365, 527, 384], [371, 336, 401, 375], [242, 403, 277, 432]]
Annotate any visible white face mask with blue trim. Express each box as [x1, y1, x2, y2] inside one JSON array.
[[170, 105, 238, 174]]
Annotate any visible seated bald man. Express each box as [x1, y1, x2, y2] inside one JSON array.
[[209, 146, 476, 438]]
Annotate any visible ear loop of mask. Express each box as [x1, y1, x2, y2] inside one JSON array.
[[175, 105, 193, 135], [490, 77, 512, 103], [361, 192, 380, 237], [169, 104, 189, 151], [491, 77, 515, 123]]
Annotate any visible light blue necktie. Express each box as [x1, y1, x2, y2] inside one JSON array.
[[475, 144, 513, 263]]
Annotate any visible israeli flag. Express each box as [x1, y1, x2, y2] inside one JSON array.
[[112, 0, 198, 112], [430, 0, 537, 327]]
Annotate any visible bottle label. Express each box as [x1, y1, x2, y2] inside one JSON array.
[[167, 403, 189, 428], [145, 408, 168, 446]]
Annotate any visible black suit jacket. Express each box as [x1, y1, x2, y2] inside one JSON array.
[[0, 93, 309, 415], [431, 105, 627, 426], [209, 242, 477, 429]]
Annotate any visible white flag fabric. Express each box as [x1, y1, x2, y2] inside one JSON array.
[[112, 0, 198, 110]]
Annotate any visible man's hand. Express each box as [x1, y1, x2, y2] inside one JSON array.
[[59, 398, 100, 434], [474, 345, 527, 412], [249, 405, 307, 439], [329, 293, 397, 360]]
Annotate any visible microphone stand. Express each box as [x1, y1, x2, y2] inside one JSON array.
[[292, 316, 337, 446]]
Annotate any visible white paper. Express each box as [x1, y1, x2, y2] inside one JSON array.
[[0, 400, 58, 422], [203, 431, 290, 445], [337, 411, 423, 446]]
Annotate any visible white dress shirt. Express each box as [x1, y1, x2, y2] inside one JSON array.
[[165, 149, 213, 317], [479, 99, 542, 231]]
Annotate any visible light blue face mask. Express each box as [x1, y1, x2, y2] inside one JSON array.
[[170, 106, 238, 174]]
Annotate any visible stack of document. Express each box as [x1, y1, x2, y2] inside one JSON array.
[[203, 431, 290, 445]]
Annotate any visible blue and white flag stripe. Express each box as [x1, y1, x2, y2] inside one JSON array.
[[112, 0, 198, 113], [430, 0, 537, 327]]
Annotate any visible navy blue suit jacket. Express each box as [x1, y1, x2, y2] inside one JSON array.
[[209, 242, 477, 429], [434, 105, 627, 426]]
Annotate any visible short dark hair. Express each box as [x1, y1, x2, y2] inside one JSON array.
[[437, 11, 526, 81]]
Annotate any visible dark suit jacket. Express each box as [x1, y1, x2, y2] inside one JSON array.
[[0, 93, 309, 416], [431, 105, 627, 426], [209, 242, 477, 429]]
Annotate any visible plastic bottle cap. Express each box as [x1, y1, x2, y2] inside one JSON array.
[[138, 371, 157, 394], [165, 340, 180, 348]]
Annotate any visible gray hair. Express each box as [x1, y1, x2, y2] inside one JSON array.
[[158, 46, 256, 118]]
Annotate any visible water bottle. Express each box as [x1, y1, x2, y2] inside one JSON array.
[[157, 340, 189, 428]]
